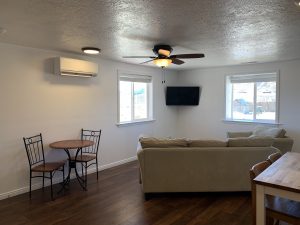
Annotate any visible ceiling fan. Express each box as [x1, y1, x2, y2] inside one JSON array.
[[123, 44, 205, 68]]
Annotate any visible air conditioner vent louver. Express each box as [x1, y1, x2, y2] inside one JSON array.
[[54, 57, 98, 78]]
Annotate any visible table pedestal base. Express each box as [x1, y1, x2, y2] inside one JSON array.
[[58, 148, 87, 193]]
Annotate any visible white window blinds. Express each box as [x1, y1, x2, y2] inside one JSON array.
[[119, 74, 152, 83], [229, 72, 277, 83]]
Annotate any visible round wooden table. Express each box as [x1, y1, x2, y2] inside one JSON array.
[[50, 140, 94, 191]]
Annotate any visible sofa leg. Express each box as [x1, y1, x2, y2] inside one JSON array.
[[144, 193, 151, 201]]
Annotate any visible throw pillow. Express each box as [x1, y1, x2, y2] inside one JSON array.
[[277, 129, 287, 138], [252, 126, 285, 138]]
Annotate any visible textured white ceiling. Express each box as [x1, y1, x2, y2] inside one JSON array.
[[0, 0, 300, 70]]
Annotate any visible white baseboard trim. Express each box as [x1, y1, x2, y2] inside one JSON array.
[[98, 156, 137, 171], [0, 156, 137, 201]]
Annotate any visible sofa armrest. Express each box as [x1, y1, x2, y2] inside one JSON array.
[[272, 137, 294, 154], [137, 144, 145, 184], [227, 131, 253, 138]]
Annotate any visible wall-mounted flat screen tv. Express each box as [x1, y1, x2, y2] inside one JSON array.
[[166, 86, 200, 106]]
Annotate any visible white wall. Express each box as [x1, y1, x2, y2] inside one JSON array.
[[176, 60, 300, 152], [0, 43, 178, 197], [2, 41, 300, 198]]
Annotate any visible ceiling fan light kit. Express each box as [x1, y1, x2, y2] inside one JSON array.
[[123, 44, 205, 68], [158, 49, 171, 57], [153, 58, 172, 68]]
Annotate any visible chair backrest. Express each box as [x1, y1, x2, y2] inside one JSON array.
[[23, 133, 45, 168], [250, 160, 271, 180], [249, 160, 271, 225], [267, 152, 282, 164], [81, 129, 101, 155]]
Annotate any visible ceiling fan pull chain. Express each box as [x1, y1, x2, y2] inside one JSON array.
[[161, 68, 166, 84]]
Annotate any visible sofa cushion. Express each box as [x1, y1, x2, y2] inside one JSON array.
[[139, 137, 188, 148], [251, 126, 286, 138], [228, 137, 274, 147], [227, 131, 252, 138], [188, 140, 227, 147]]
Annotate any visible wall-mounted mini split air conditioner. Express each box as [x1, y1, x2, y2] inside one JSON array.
[[54, 57, 99, 78]]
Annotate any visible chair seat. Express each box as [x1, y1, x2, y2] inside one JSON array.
[[32, 162, 65, 172], [266, 195, 300, 219], [71, 154, 96, 162]]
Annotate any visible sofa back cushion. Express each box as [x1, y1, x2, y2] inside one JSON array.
[[139, 137, 188, 148], [188, 140, 227, 147], [228, 137, 274, 147], [227, 131, 252, 138], [251, 126, 286, 138]]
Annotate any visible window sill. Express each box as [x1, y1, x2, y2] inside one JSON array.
[[222, 119, 282, 126], [116, 119, 156, 127]]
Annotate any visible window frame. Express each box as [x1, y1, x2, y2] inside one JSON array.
[[224, 71, 280, 124], [117, 70, 154, 125]]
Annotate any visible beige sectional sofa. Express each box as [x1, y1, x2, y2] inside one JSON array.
[[227, 128, 294, 154], [137, 137, 280, 196]]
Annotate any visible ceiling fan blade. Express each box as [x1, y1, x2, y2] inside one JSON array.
[[140, 59, 155, 64], [123, 56, 156, 58], [170, 53, 205, 59], [172, 58, 185, 65]]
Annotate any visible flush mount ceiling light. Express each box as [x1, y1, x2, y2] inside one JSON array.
[[81, 47, 101, 55], [295, 0, 300, 6]]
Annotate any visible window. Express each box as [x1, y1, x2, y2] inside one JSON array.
[[118, 72, 153, 124], [225, 72, 279, 124]]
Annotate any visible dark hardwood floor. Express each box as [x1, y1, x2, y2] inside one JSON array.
[[0, 161, 252, 225]]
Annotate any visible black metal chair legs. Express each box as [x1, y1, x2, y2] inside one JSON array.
[[50, 172, 53, 200], [96, 158, 99, 180], [29, 167, 64, 200]]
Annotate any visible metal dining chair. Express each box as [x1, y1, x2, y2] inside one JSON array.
[[23, 133, 65, 200], [71, 129, 101, 189], [250, 161, 300, 225]]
